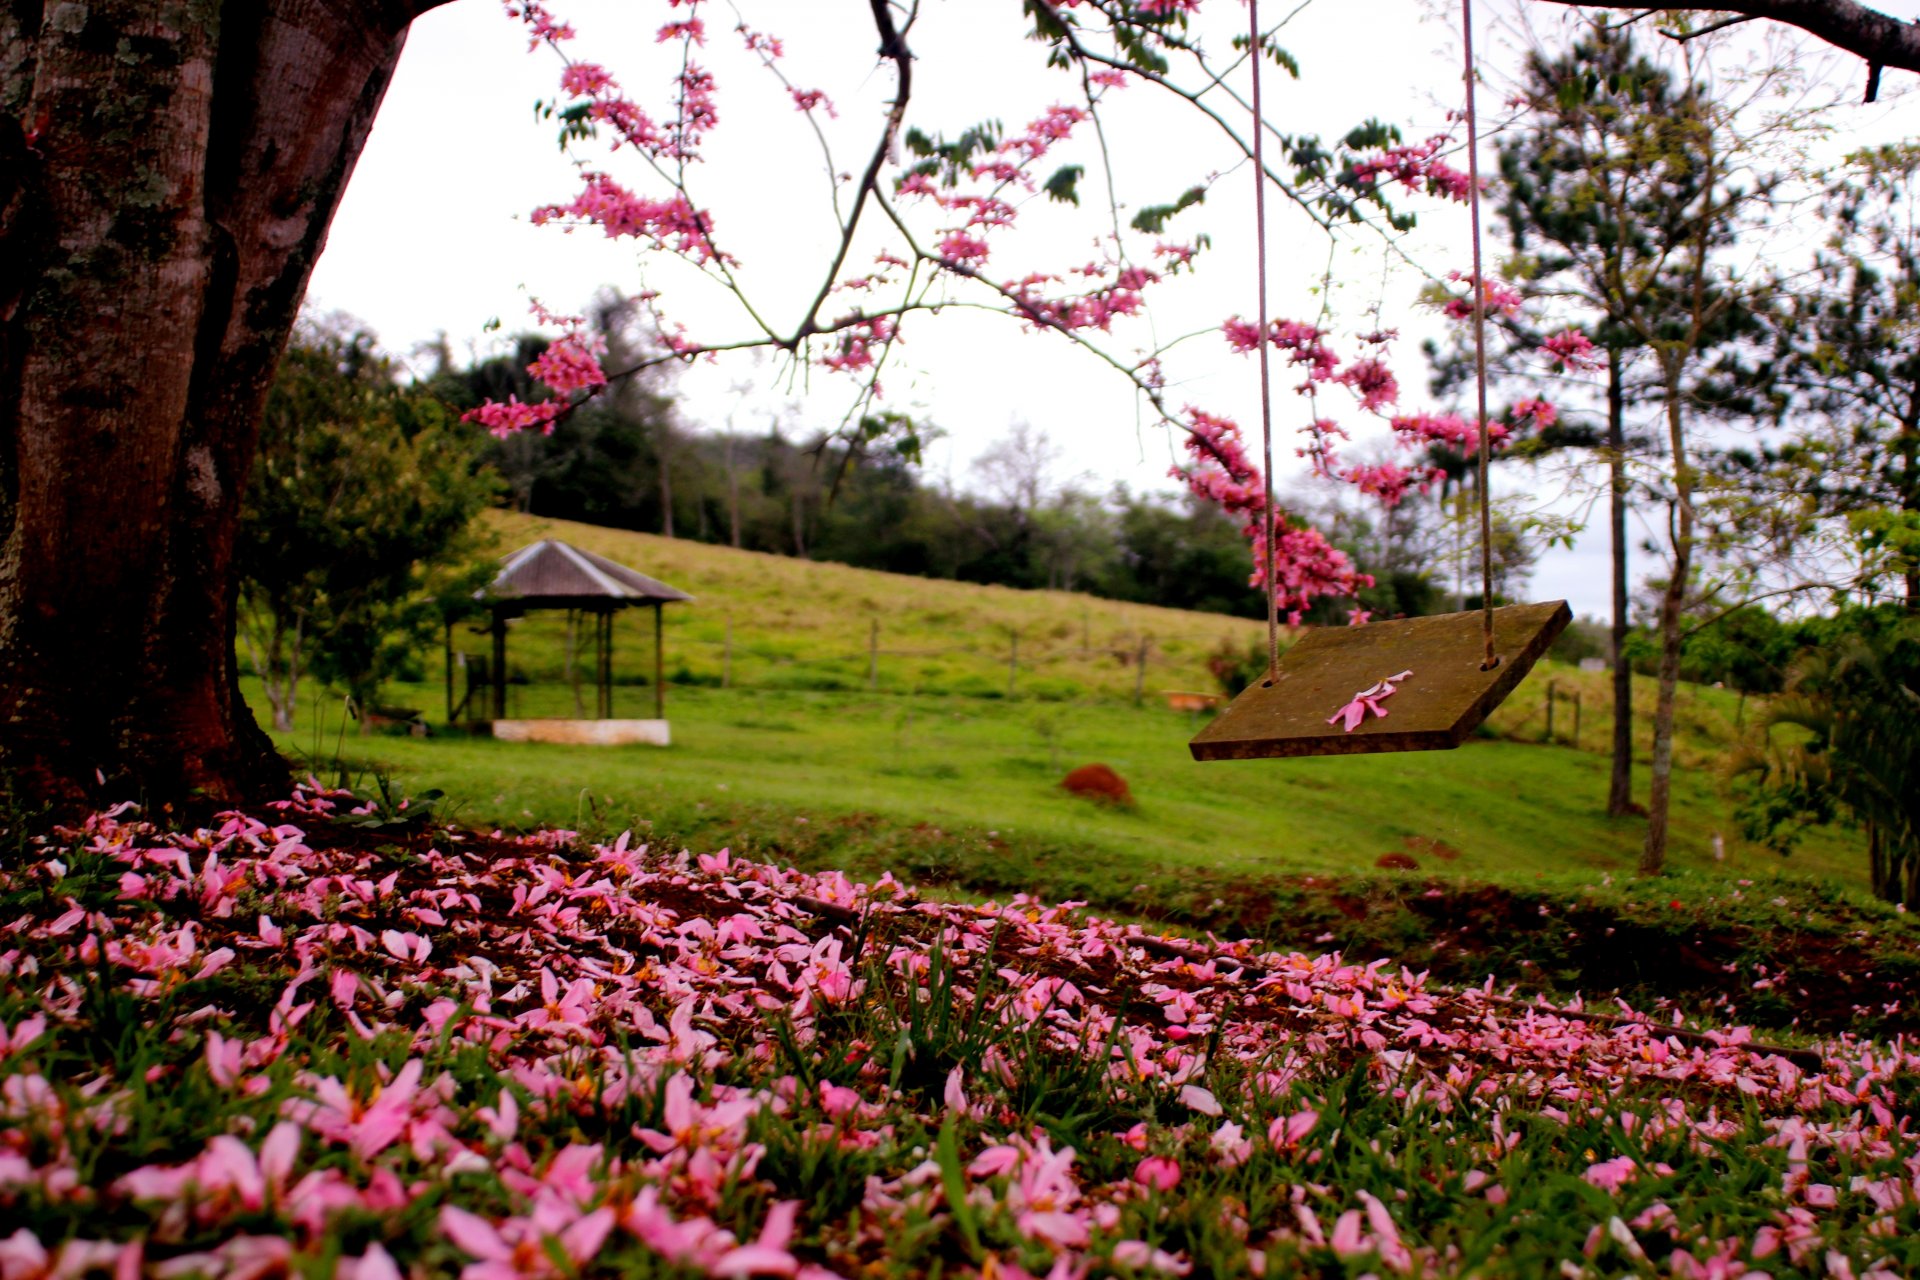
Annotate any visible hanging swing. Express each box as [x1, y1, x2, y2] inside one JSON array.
[[1190, 0, 1569, 763]]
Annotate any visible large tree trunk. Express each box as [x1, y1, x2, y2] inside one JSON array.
[[1606, 347, 1635, 818], [1, 1, 440, 815]]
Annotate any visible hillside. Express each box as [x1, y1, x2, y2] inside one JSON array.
[[474, 510, 1267, 703], [474, 511, 1758, 772]]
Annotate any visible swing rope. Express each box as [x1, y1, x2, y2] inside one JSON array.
[[1461, 0, 1500, 671], [1249, 0, 1281, 685], [1245, 0, 1500, 681]]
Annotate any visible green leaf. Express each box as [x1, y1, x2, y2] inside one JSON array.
[[935, 1115, 981, 1257], [1130, 186, 1206, 234], [1042, 164, 1084, 207]]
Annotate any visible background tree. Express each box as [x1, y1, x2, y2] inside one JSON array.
[[1494, 24, 1748, 827], [1497, 23, 1789, 874], [1729, 144, 1920, 608], [238, 318, 497, 729], [1734, 608, 1920, 906], [1490, 24, 1687, 821]]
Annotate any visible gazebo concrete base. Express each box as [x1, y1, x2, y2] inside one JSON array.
[[490, 718, 671, 747]]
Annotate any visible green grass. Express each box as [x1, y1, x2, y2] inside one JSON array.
[[263, 679, 1864, 895], [258, 507, 1872, 908]]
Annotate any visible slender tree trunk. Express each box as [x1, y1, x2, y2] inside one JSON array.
[[1868, 820, 1888, 901], [1607, 347, 1636, 817], [1901, 403, 1917, 608], [1641, 364, 1694, 876], [725, 433, 742, 548], [564, 609, 585, 719], [262, 610, 307, 734], [656, 428, 675, 538], [0, 1, 442, 814]]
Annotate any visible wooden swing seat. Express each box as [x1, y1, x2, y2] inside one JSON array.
[[1189, 600, 1571, 760]]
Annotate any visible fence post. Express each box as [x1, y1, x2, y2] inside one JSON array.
[[1134, 634, 1150, 707], [1007, 629, 1019, 698], [1571, 692, 1581, 749], [869, 618, 880, 691], [1544, 680, 1556, 743]]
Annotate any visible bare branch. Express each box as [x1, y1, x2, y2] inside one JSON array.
[[1531, 1, 1920, 85]]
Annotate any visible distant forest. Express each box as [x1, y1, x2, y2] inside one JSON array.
[[424, 308, 1507, 627]]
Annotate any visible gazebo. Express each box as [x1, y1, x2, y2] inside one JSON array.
[[449, 538, 693, 745]]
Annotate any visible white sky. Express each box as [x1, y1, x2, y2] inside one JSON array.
[[306, 0, 1919, 619]]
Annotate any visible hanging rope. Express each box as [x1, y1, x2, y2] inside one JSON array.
[[1249, 0, 1280, 685], [1461, 0, 1500, 671], [1249, 0, 1498, 679]]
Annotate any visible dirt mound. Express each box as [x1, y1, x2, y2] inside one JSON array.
[[1375, 852, 1419, 870], [1404, 835, 1462, 861], [1062, 763, 1134, 807]]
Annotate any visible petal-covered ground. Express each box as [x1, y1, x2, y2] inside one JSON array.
[[0, 790, 1915, 1278]]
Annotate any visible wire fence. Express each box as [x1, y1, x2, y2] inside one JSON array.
[[443, 604, 1264, 720]]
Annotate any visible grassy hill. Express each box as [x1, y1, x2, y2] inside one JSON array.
[[257, 511, 1864, 896], [464, 510, 1267, 705]]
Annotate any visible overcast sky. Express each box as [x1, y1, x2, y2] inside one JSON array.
[[305, 0, 1918, 619]]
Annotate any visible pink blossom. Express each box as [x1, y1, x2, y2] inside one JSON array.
[[1134, 1155, 1181, 1191], [1587, 1154, 1639, 1192], [463, 397, 563, 439], [1328, 670, 1412, 732], [1543, 328, 1604, 371]]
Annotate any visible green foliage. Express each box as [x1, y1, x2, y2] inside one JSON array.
[[902, 122, 1004, 188], [1733, 609, 1920, 906], [1128, 186, 1205, 235], [1041, 163, 1084, 206], [1679, 605, 1793, 694], [237, 316, 499, 728], [1206, 633, 1271, 698], [1722, 144, 1920, 604]]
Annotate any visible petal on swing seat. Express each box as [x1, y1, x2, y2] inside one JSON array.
[[1190, 601, 1571, 760]]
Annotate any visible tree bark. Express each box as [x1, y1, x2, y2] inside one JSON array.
[[1606, 347, 1635, 818], [1536, 1, 1920, 78], [1, 0, 443, 815]]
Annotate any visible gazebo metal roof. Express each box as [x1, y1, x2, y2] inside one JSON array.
[[488, 539, 693, 608]]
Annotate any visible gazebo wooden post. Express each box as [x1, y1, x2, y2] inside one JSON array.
[[599, 609, 613, 720], [490, 610, 508, 721], [654, 602, 665, 720]]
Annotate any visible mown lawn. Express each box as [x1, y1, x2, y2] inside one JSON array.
[[265, 682, 1864, 897]]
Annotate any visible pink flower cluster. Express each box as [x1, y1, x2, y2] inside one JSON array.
[[1168, 409, 1373, 612], [533, 175, 718, 262], [818, 316, 896, 374], [0, 794, 1915, 1278], [1441, 270, 1525, 321], [527, 330, 608, 395], [1350, 136, 1475, 204], [465, 396, 564, 439], [1543, 327, 1604, 371], [464, 307, 610, 437]]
